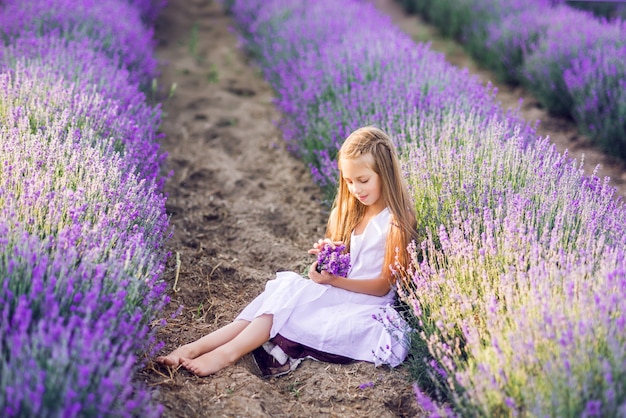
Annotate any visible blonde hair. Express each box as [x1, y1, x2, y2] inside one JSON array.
[[326, 126, 417, 282]]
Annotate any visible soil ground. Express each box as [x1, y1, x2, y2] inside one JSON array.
[[138, 0, 626, 417]]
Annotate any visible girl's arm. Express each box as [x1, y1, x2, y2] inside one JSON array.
[[307, 264, 392, 297]]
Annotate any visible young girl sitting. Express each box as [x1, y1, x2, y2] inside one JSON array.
[[156, 126, 418, 377]]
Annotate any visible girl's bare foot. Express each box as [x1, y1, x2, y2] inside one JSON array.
[[156, 344, 196, 367], [180, 349, 233, 377]]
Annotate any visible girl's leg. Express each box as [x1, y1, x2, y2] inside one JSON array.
[[180, 314, 272, 377], [156, 319, 250, 367]]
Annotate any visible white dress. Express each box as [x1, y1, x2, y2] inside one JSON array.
[[236, 207, 410, 367]]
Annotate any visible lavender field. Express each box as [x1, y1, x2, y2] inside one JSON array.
[[2, 0, 625, 416]]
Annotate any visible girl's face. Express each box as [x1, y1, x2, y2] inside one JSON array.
[[340, 153, 384, 212]]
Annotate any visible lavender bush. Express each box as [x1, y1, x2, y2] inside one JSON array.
[[484, 6, 552, 83], [228, 0, 626, 415], [0, 0, 159, 88], [0, 55, 165, 186], [1, 225, 166, 417], [399, 0, 551, 72], [523, 7, 626, 117], [0, 0, 169, 416], [399, 112, 626, 416], [399, 0, 626, 161], [552, 0, 626, 19], [564, 42, 626, 158]]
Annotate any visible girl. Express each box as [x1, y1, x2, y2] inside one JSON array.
[[156, 126, 417, 377]]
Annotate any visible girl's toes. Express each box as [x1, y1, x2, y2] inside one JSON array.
[[157, 355, 177, 367], [180, 359, 196, 374]]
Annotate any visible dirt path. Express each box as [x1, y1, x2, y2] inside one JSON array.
[[140, 0, 420, 416], [373, 0, 626, 199]]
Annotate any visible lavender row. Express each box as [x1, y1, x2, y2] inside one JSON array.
[[0, 0, 160, 88], [228, 0, 626, 415], [0, 0, 169, 416], [402, 113, 626, 416], [399, 0, 626, 159]]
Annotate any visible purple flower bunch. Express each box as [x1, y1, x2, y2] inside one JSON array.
[[228, 0, 626, 415], [316, 244, 351, 277], [0, 0, 168, 416]]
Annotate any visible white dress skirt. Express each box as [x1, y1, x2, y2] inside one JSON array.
[[236, 207, 410, 368]]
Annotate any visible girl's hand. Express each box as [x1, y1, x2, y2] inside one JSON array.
[[307, 238, 343, 255], [308, 262, 338, 284]]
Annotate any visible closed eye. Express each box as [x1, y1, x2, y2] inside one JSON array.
[[344, 178, 369, 184]]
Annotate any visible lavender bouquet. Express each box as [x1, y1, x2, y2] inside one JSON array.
[[316, 243, 351, 277]]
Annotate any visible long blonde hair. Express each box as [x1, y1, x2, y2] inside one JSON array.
[[326, 126, 417, 282]]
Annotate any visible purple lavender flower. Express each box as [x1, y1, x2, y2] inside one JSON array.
[[316, 243, 351, 277]]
